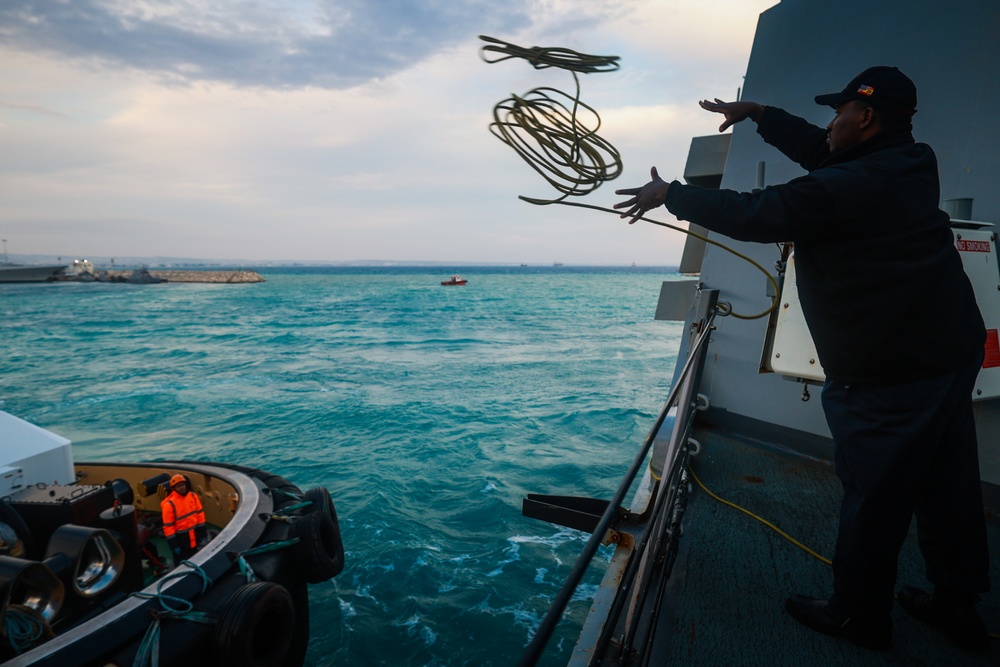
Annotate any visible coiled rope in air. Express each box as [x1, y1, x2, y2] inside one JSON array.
[[481, 35, 777, 320], [480, 35, 622, 204]]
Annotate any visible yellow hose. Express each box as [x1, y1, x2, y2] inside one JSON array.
[[688, 465, 833, 566]]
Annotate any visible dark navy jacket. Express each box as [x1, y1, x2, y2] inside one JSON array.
[[664, 106, 984, 384]]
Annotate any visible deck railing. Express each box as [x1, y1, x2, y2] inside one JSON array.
[[519, 288, 720, 666]]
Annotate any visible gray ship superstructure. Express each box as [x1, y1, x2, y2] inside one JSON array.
[[520, 1, 1000, 664]]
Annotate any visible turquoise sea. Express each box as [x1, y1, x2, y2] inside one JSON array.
[[0, 266, 682, 666]]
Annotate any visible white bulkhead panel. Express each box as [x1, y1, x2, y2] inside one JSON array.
[[769, 253, 825, 383]]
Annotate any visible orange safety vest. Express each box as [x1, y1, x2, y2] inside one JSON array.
[[161, 490, 207, 548]]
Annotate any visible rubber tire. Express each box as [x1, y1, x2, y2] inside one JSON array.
[[211, 581, 296, 667], [292, 510, 344, 583], [302, 487, 335, 519]]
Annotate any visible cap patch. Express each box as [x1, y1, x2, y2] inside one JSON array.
[[857, 85, 875, 96]]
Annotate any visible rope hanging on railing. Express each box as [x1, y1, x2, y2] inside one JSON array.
[[480, 35, 623, 204], [130, 561, 215, 667], [235, 538, 300, 583]]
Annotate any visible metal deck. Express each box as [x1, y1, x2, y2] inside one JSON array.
[[521, 291, 1000, 666], [651, 423, 1000, 666]]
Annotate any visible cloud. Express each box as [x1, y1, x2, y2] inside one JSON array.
[[0, 0, 776, 264], [0, 0, 644, 89], [0, 100, 68, 118]]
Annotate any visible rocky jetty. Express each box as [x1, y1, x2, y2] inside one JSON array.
[[152, 270, 265, 283], [101, 269, 265, 283]]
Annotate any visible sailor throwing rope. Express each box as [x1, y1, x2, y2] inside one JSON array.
[[615, 66, 991, 655]]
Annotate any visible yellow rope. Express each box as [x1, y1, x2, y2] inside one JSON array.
[[541, 200, 780, 320], [479, 35, 621, 74], [688, 465, 832, 566], [481, 36, 622, 204]]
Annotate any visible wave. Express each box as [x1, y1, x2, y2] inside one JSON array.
[[2, 268, 680, 666]]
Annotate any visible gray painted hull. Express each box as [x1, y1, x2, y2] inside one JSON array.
[[0, 264, 66, 282]]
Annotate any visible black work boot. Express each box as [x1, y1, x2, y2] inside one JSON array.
[[897, 586, 989, 652], [785, 595, 892, 651]]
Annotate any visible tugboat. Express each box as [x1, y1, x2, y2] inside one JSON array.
[[440, 275, 468, 286], [0, 411, 344, 667]]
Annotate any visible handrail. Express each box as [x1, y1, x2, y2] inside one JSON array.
[[518, 292, 719, 666]]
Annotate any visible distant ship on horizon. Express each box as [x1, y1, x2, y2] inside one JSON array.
[[0, 261, 66, 282]]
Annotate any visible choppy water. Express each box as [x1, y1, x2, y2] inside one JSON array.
[[0, 266, 682, 666]]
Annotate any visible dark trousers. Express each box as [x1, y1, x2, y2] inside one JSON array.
[[171, 531, 199, 566], [821, 352, 990, 621]]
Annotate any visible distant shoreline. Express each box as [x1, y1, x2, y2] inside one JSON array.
[[3, 255, 677, 270]]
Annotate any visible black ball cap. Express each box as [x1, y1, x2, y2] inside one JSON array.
[[815, 66, 917, 117]]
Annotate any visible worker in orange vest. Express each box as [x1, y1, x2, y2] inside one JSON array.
[[161, 474, 208, 567]]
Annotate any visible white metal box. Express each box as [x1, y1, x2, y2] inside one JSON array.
[[0, 411, 74, 488], [954, 224, 1000, 400], [769, 253, 825, 382]]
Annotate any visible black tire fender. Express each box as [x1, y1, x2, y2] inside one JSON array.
[[211, 581, 295, 667], [302, 486, 335, 519], [292, 510, 344, 583]]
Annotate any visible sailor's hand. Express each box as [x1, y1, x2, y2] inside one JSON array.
[[615, 167, 670, 225], [699, 99, 764, 132]]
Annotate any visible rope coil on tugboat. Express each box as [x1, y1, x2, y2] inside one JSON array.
[[481, 35, 779, 320]]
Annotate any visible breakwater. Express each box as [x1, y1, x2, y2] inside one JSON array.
[[103, 269, 265, 283]]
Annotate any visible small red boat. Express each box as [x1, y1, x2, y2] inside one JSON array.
[[441, 275, 468, 286]]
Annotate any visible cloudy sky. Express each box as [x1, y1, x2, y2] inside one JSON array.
[[1, 0, 775, 265]]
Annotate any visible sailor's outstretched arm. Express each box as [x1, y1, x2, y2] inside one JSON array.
[[614, 166, 670, 225], [699, 99, 765, 132]]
